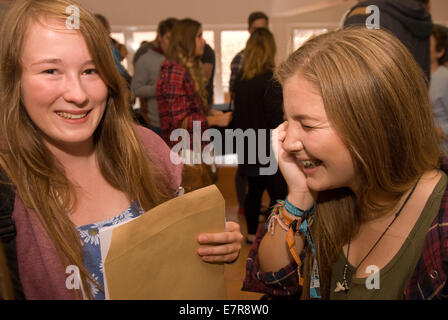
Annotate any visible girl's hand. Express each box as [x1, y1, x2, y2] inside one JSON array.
[[273, 122, 307, 192], [197, 221, 243, 263], [208, 109, 224, 116], [217, 112, 232, 127], [272, 122, 316, 206]]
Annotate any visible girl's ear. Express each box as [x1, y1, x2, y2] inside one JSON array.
[[437, 48, 446, 60]]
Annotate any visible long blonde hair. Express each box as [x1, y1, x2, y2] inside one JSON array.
[[166, 18, 208, 109], [241, 28, 276, 80], [0, 0, 173, 299], [276, 27, 441, 299]]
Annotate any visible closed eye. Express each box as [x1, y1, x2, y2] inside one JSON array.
[[301, 124, 315, 130]]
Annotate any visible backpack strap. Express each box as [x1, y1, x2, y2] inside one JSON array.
[[0, 168, 25, 299]]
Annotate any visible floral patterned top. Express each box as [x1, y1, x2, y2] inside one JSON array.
[[77, 201, 143, 300]]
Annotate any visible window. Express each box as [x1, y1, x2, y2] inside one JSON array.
[[203, 30, 215, 49], [220, 30, 249, 96], [111, 32, 125, 44], [132, 31, 157, 51], [123, 28, 252, 105]]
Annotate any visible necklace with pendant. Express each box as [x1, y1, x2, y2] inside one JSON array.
[[335, 177, 420, 293]]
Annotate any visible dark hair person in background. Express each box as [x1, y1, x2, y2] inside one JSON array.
[[133, 17, 178, 66], [132, 18, 178, 136], [343, 0, 432, 80], [202, 43, 216, 107]]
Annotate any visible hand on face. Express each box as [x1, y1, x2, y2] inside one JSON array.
[[279, 74, 356, 196], [273, 121, 312, 195], [196, 221, 243, 263]]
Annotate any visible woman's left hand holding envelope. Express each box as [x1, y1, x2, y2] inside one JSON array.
[[197, 221, 243, 263]]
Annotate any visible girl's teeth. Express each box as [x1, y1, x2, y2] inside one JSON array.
[[56, 112, 88, 119], [302, 160, 322, 169]]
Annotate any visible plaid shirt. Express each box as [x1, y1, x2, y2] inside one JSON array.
[[243, 162, 448, 300], [156, 60, 208, 148]]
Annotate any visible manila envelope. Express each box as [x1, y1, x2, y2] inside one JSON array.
[[104, 185, 227, 300]]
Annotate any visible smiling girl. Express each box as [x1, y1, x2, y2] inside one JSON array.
[[243, 27, 448, 300], [0, 0, 242, 300]]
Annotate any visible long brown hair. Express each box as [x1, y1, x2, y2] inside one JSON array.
[[0, 0, 173, 299], [276, 27, 441, 299], [166, 18, 208, 109], [241, 27, 276, 80]]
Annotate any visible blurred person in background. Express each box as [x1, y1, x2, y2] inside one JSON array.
[[229, 11, 269, 98], [343, 0, 432, 80], [229, 11, 269, 218], [231, 28, 287, 244], [157, 18, 232, 148], [202, 43, 215, 107], [132, 18, 178, 136], [430, 24, 448, 155]]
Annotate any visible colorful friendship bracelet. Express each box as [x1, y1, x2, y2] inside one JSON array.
[[266, 199, 321, 299], [284, 198, 315, 218]]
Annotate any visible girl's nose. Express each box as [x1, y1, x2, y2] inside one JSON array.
[[283, 126, 304, 153], [63, 74, 88, 106]]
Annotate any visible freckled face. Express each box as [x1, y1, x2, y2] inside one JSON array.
[[20, 17, 108, 152], [282, 74, 356, 191]]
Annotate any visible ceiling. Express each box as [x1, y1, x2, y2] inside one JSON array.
[[73, 0, 448, 27], [1, 1, 446, 28]]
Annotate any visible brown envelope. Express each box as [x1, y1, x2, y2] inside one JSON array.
[[104, 185, 227, 300]]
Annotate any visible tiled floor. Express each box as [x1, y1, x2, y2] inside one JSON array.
[[214, 166, 266, 300]]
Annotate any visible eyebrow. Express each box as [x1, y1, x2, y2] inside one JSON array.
[[290, 114, 320, 122], [31, 59, 95, 67], [31, 58, 61, 66]]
